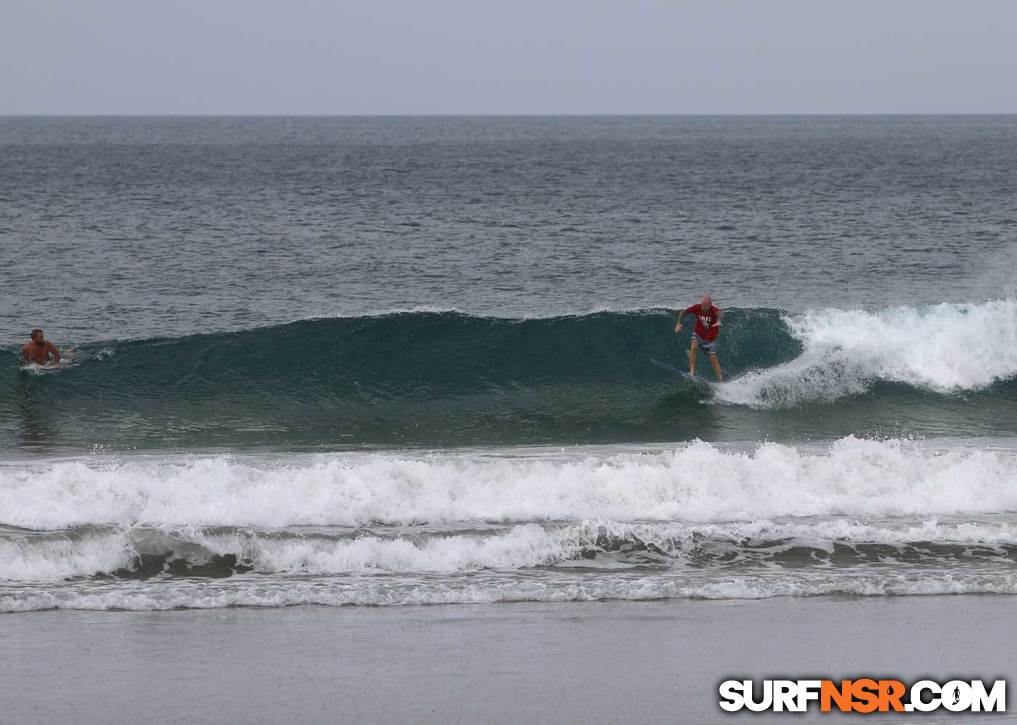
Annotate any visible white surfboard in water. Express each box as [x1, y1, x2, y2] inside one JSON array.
[[648, 357, 715, 386]]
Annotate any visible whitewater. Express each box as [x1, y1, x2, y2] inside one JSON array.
[[717, 298, 1017, 408], [2, 436, 1016, 611], [4, 436, 1017, 528]]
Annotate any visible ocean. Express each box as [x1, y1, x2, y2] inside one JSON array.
[[1, 116, 1017, 720]]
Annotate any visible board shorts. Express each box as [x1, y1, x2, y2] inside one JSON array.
[[692, 333, 718, 356]]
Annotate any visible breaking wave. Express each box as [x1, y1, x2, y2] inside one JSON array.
[[5, 301, 1017, 450], [2, 437, 1017, 530]]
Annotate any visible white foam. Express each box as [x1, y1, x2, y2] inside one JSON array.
[[717, 299, 1017, 407], [6, 517, 1017, 583], [226, 518, 1017, 577], [2, 437, 1017, 529], [0, 534, 133, 581], [4, 570, 1017, 612]]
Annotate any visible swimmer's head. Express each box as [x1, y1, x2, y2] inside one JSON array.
[[30, 329, 44, 343]]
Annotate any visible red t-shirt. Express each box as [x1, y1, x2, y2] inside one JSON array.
[[684, 304, 721, 341]]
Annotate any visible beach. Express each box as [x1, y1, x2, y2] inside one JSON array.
[[2, 595, 1014, 724]]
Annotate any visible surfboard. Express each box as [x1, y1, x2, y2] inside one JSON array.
[[648, 357, 712, 386]]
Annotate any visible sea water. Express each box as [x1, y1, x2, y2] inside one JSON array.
[[2, 115, 1016, 613]]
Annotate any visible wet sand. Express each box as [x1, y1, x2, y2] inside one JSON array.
[[0, 595, 1014, 724]]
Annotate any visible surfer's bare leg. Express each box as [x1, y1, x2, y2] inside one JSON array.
[[709, 352, 723, 382], [688, 339, 698, 376]]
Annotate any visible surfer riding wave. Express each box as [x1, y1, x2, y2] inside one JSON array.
[[675, 295, 724, 382]]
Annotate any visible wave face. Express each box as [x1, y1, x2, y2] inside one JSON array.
[[2, 438, 1017, 611], [5, 301, 1017, 452]]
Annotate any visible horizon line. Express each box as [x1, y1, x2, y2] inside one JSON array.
[[3, 112, 1017, 118]]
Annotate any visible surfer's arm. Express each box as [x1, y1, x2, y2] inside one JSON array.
[[675, 306, 696, 333], [47, 343, 61, 363], [713, 310, 725, 327]]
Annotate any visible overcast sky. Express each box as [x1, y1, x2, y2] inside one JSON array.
[[3, 0, 1016, 114]]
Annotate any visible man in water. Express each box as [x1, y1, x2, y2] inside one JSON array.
[[674, 295, 724, 381], [21, 329, 61, 365]]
